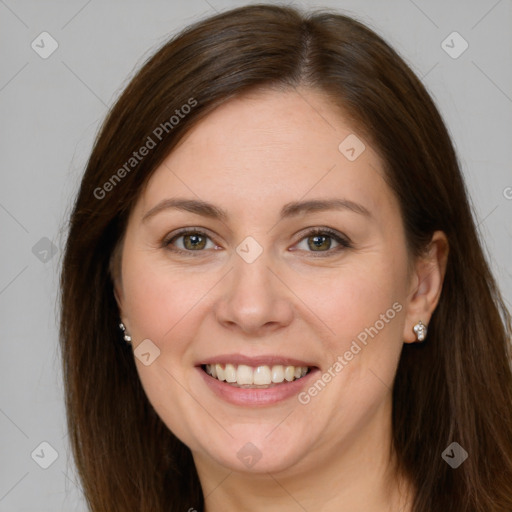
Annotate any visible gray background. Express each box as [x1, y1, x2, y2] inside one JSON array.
[[1, 0, 511, 510]]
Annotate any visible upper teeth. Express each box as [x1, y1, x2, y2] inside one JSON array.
[[205, 364, 309, 386]]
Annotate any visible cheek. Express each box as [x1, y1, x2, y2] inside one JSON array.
[[303, 263, 404, 343], [295, 256, 407, 401], [297, 264, 405, 417], [122, 251, 208, 342], [120, 251, 214, 443]]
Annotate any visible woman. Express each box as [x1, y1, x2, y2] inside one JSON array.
[[59, 4, 512, 511]]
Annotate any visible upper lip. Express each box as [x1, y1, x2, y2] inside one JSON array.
[[196, 354, 317, 368]]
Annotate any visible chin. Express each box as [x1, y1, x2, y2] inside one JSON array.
[[192, 426, 314, 475]]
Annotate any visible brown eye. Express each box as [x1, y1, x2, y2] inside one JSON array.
[[293, 228, 352, 256], [307, 234, 333, 251], [182, 233, 207, 250], [164, 230, 216, 253]]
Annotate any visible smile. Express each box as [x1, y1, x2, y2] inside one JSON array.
[[203, 363, 311, 388]]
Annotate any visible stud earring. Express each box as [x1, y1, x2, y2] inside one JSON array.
[[413, 320, 427, 342], [119, 322, 132, 344]]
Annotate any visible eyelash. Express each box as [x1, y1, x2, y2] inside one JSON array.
[[162, 227, 353, 258], [290, 227, 353, 256]]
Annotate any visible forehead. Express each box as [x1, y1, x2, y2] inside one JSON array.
[[133, 87, 396, 224]]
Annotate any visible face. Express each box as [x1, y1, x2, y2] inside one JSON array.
[[115, 87, 416, 476]]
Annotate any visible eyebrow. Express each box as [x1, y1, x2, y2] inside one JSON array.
[[142, 197, 372, 223]]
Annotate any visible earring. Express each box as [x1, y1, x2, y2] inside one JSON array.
[[119, 322, 132, 344], [413, 320, 427, 342]]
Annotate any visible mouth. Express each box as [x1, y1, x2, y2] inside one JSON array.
[[201, 363, 312, 388], [196, 355, 320, 406]]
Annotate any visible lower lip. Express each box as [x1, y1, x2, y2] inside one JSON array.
[[197, 366, 320, 406]]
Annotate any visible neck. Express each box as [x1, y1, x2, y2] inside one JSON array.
[[193, 399, 413, 512]]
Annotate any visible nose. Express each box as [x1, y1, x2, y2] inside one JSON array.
[[213, 252, 294, 336]]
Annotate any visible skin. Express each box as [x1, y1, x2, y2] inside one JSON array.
[[114, 87, 448, 511]]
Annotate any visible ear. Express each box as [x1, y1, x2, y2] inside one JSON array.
[[113, 278, 131, 333], [109, 246, 127, 322], [113, 281, 123, 310], [403, 230, 449, 343]]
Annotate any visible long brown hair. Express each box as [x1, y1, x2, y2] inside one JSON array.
[[59, 4, 512, 511]]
